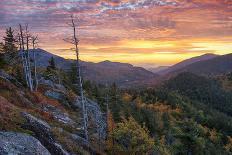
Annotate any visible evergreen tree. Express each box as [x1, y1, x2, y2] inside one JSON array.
[[3, 27, 17, 57], [47, 56, 56, 71], [0, 42, 6, 68], [68, 63, 77, 83], [44, 56, 58, 82]]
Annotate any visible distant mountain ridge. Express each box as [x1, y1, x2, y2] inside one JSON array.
[[158, 53, 218, 75], [136, 53, 232, 88], [148, 66, 170, 73], [32, 48, 74, 70], [34, 49, 232, 87], [175, 53, 232, 76], [34, 48, 157, 85]]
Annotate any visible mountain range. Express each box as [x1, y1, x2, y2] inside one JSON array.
[[148, 66, 170, 73], [34, 49, 157, 85], [157, 53, 218, 75], [34, 49, 232, 86], [171, 54, 232, 76]]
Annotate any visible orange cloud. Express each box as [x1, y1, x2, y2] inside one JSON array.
[[0, 0, 231, 68]]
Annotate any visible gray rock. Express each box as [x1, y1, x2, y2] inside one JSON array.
[[54, 84, 66, 92], [16, 90, 33, 106], [0, 70, 22, 87], [43, 105, 75, 125], [70, 133, 89, 146], [22, 112, 69, 155], [39, 77, 66, 92], [0, 70, 11, 81], [0, 131, 51, 155], [45, 90, 65, 101], [72, 97, 107, 139], [22, 112, 51, 131], [44, 90, 70, 107], [39, 78, 55, 88]]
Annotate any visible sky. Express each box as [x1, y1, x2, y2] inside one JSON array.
[[0, 0, 231, 68]]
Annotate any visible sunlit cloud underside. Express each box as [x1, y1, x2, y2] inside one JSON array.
[[0, 0, 231, 68]]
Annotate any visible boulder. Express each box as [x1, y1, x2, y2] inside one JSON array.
[[0, 131, 51, 155], [22, 112, 69, 155]]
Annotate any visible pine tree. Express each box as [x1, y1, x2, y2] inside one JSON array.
[[47, 56, 56, 71], [69, 63, 78, 83], [0, 42, 6, 68], [3, 27, 17, 57], [44, 56, 58, 82]]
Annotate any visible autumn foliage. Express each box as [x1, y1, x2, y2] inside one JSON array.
[[108, 116, 154, 154]]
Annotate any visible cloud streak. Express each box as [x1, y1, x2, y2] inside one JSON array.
[[0, 0, 231, 67]]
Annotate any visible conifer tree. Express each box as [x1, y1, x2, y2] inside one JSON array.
[[47, 56, 56, 71], [3, 27, 17, 59], [0, 42, 6, 68]]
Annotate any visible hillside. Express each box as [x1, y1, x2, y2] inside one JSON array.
[[34, 49, 157, 85], [82, 60, 156, 85], [0, 69, 106, 154], [172, 54, 232, 76], [101, 72, 232, 154], [164, 72, 232, 116], [29, 49, 73, 70], [148, 66, 170, 73], [158, 53, 218, 75]]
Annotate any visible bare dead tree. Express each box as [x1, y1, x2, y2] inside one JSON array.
[[64, 15, 89, 141], [19, 24, 29, 87], [32, 35, 38, 91], [19, 24, 37, 92], [25, 24, 33, 91], [72, 16, 89, 142]]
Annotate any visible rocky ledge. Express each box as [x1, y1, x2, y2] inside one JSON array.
[[22, 112, 69, 155], [0, 131, 51, 155]]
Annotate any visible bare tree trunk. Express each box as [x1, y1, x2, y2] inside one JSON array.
[[32, 36, 38, 91], [25, 25, 33, 91], [71, 16, 89, 142], [19, 24, 36, 92], [19, 24, 29, 87]]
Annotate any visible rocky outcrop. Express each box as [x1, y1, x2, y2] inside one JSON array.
[[39, 77, 66, 92], [21, 112, 69, 155], [0, 131, 51, 155], [73, 97, 107, 139], [44, 90, 70, 107], [0, 69, 22, 87], [45, 90, 66, 101], [43, 105, 75, 125]]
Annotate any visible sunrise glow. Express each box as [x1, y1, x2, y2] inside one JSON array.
[[0, 0, 231, 68]]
